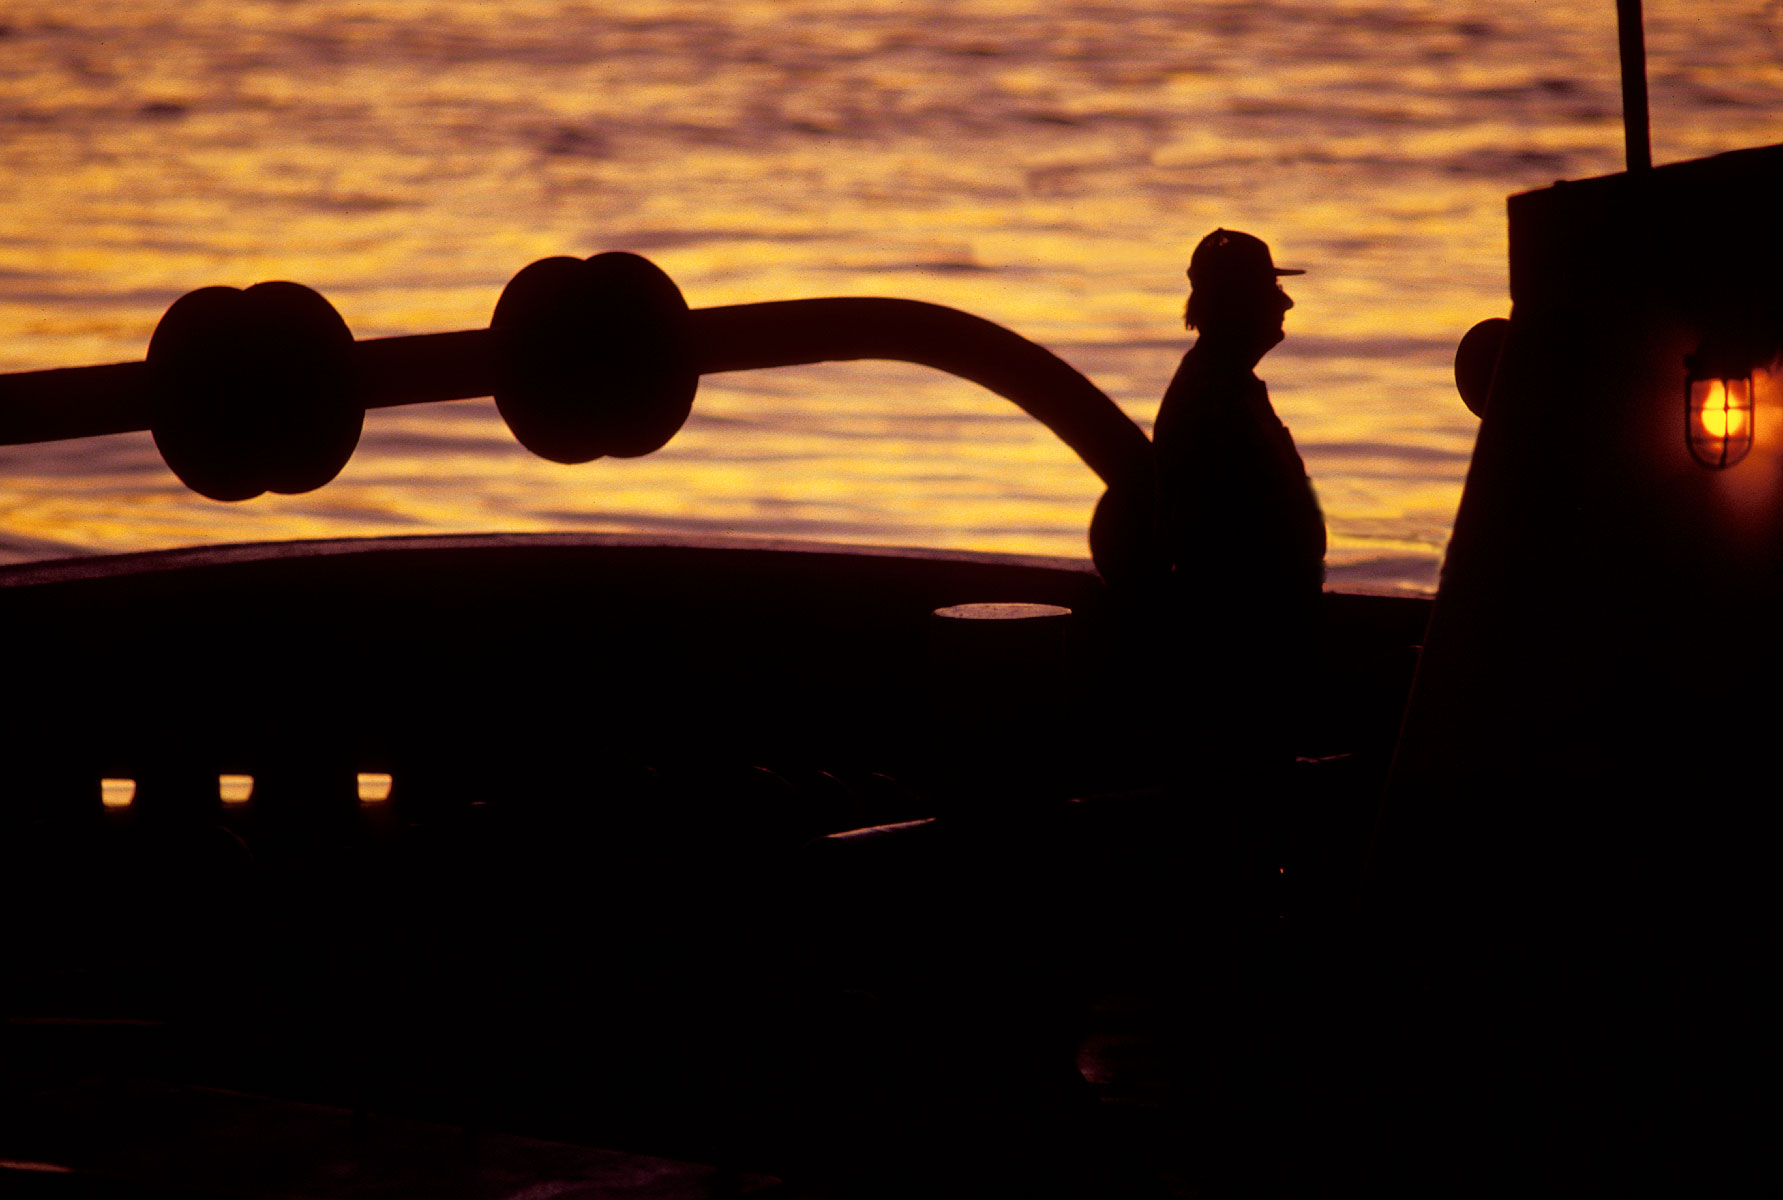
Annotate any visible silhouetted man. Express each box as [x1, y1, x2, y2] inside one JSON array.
[[1148, 230, 1327, 1197], [1152, 228, 1325, 766]]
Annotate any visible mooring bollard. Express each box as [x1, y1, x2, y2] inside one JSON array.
[[927, 601, 1074, 813]]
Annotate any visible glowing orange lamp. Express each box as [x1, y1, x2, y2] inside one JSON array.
[[1685, 348, 1754, 468]]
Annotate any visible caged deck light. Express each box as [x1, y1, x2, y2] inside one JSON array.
[[1684, 346, 1755, 469]]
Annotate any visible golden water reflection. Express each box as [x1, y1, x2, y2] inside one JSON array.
[[2, 1, 1778, 595], [217, 775, 254, 805]]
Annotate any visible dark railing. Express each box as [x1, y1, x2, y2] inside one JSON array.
[[0, 251, 1155, 571]]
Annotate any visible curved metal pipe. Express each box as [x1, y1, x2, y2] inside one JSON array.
[[688, 298, 1150, 489]]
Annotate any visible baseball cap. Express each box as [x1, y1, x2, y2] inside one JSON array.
[[1187, 228, 1304, 287]]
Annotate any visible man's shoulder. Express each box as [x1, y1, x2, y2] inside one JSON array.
[[1166, 347, 1263, 391], [1159, 363, 1258, 423]]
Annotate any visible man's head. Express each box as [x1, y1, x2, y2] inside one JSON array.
[[1184, 229, 1300, 352]]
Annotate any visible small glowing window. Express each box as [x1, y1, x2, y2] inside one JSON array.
[[357, 773, 394, 803], [100, 779, 136, 808], [218, 774, 254, 804]]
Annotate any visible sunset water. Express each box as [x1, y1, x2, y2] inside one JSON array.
[[1, 1, 1778, 592]]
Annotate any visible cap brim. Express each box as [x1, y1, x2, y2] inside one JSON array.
[[1186, 267, 1306, 279]]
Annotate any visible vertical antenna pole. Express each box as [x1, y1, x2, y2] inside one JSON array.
[[1617, 0, 1652, 172]]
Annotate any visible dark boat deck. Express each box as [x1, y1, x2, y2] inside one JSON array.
[[0, 1007, 1220, 1200], [3, 1076, 780, 1199], [1, 534, 1431, 1199]]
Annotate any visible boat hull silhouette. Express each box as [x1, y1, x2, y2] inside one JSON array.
[[0, 531, 1427, 1197]]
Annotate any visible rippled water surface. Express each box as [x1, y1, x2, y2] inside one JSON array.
[[2, 1, 1779, 591]]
